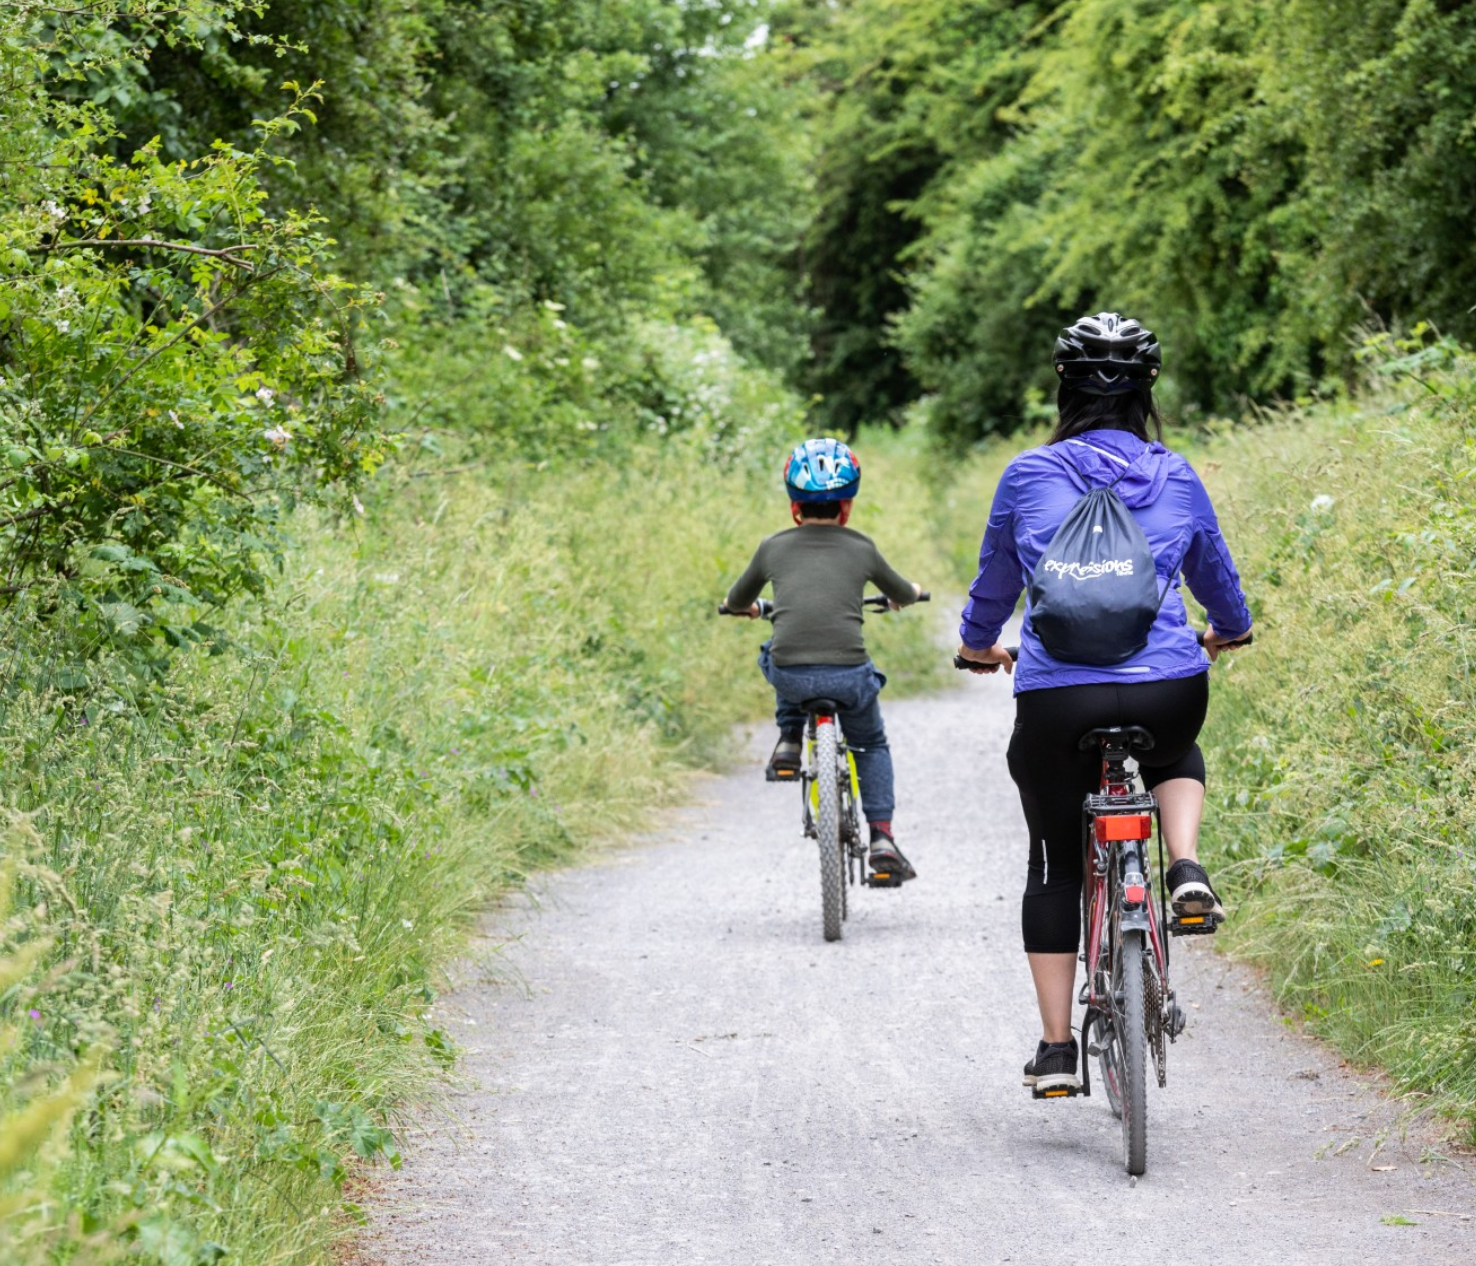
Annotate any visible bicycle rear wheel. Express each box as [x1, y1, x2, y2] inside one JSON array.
[[814, 721, 844, 942], [1117, 929, 1149, 1175]]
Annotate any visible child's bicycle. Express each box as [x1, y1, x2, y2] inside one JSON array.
[[954, 630, 1251, 1175], [721, 592, 929, 942]]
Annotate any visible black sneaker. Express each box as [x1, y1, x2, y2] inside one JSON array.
[[1022, 1038, 1080, 1091], [867, 824, 916, 882], [1166, 858, 1226, 919], [766, 732, 802, 779]]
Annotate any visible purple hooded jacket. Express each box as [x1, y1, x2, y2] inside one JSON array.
[[959, 429, 1252, 693]]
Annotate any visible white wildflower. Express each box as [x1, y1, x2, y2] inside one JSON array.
[[255, 386, 276, 405], [169, 410, 183, 429], [56, 320, 69, 334], [1310, 494, 1335, 513], [503, 345, 524, 362], [352, 494, 365, 517], [401, 919, 414, 931], [263, 424, 291, 448], [43, 200, 64, 221]]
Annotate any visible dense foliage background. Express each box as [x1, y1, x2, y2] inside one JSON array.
[[3, 1, 1475, 1262], [794, 0, 1476, 441]]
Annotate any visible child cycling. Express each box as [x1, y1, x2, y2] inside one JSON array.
[[724, 438, 924, 883]]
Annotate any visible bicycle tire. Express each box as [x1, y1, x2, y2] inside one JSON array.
[[814, 721, 844, 942], [1118, 929, 1149, 1175]]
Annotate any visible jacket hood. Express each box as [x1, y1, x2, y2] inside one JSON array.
[[1041, 429, 1172, 509]]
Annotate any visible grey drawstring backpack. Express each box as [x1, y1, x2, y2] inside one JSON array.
[[1027, 445, 1166, 665]]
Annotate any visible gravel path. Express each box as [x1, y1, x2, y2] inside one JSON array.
[[361, 684, 1475, 1265]]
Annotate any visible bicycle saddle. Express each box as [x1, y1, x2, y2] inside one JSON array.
[[1077, 725, 1156, 753], [801, 698, 844, 715]]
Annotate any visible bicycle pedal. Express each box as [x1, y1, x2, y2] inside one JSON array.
[[1031, 1082, 1083, 1100], [865, 872, 904, 889], [1167, 1001, 1187, 1038], [1169, 912, 1223, 937], [765, 767, 800, 783]]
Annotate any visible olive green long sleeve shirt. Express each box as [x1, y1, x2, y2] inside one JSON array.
[[725, 525, 917, 666]]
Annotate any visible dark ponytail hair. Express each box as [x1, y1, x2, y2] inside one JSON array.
[[1047, 384, 1163, 446]]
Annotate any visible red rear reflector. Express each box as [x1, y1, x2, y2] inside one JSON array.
[[815, 716, 834, 727], [1124, 884, 1147, 904], [1096, 814, 1152, 842]]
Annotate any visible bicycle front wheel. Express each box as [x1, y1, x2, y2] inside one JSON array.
[[814, 721, 844, 943], [1118, 929, 1149, 1175]]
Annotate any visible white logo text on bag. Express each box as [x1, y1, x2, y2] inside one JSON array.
[[1043, 557, 1136, 581]]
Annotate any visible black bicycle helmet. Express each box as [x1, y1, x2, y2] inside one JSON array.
[[1053, 312, 1161, 395]]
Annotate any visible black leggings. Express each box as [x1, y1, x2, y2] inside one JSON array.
[[1007, 674, 1209, 954]]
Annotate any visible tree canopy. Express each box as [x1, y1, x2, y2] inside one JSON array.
[[797, 0, 1476, 441]]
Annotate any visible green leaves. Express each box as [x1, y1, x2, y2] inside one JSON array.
[[314, 1100, 402, 1170], [801, 0, 1476, 441], [1, 14, 388, 663]]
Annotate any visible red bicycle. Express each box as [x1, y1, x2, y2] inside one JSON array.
[[955, 630, 1250, 1175]]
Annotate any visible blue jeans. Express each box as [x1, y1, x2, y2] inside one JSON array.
[[758, 642, 895, 823]]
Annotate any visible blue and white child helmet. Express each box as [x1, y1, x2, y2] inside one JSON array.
[[783, 438, 861, 503]]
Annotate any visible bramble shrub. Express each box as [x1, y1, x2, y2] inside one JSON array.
[[1, 5, 386, 664]]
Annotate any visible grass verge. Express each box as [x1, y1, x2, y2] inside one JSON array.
[[0, 405, 988, 1263], [1195, 341, 1476, 1143]]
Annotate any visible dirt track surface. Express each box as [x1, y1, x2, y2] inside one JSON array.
[[362, 686, 1476, 1265]]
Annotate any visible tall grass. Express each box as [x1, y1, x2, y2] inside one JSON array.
[[0, 383, 986, 1263], [1195, 339, 1476, 1140]]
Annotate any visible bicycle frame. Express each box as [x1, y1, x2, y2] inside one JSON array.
[[717, 589, 931, 940], [1071, 733, 1178, 1105]]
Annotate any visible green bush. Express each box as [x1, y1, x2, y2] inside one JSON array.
[[1, 6, 386, 660]]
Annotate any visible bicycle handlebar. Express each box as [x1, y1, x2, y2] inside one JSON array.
[[718, 591, 929, 619], [954, 629, 1252, 672]]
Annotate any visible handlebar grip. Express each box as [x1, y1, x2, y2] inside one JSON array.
[[1197, 630, 1255, 649], [719, 599, 774, 619], [862, 591, 931, 609], [954, 647, 1018, 671]]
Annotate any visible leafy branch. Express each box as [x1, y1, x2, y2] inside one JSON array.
[[30, 238, 261, 270]]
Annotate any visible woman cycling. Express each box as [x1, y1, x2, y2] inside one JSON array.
[[955, 312, 1253, 1093]]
